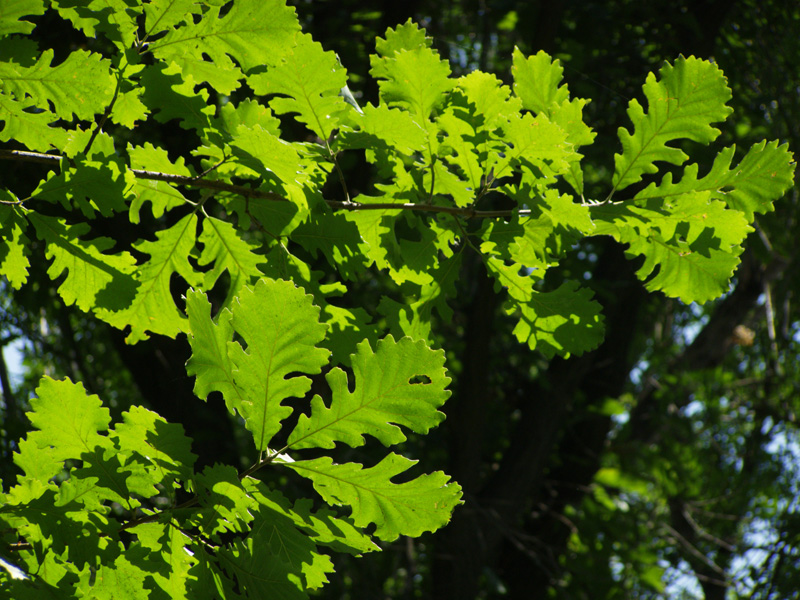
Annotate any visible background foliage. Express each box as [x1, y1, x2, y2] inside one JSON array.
[[1, 0, 799, 599]]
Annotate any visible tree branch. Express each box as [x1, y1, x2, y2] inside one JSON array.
[[0, 148, 605, 218]]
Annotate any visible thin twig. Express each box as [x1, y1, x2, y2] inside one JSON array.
[[326, 141, 351, 202], [0, 148, 610, 218], [192, 155, 229, 180]]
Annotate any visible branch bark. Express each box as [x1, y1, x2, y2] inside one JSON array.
[[0, 148, 606, 218]]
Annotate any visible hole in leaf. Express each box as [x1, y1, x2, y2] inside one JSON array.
[[408, 375, 432, 385]]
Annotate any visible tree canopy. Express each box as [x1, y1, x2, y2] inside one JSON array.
[[1, 1, 799, 598]]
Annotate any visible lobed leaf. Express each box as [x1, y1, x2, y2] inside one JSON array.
[[95, 214, 202, 343], [228, 488, 335, 591], [138, 61, 215, 132], [113, 405, 197, 487], [411, 251, 462, 325], [374, 19, 430, 59], [24, 377, 112, 462], [217, 530, 309, 600], [438, 102, 488, 196], [612, 56, 733, 193], [458, 69, 523, 131], [512, 48, 570, 114], [291, 209, 369, 280], [511, 48, 595, 194], [0, 48, 115, 121], [497, 112, 573, 180], [510, 281, 605, 358], [142, 0, 202, 38], [185, 289, 239, 408], [337, 103, 427, 156], [636, 141, 795, 220], [229, 125, 307, 187], [371, 25, 454, 125], [287, 454, 462, 542], [288, 336, 450, 449], [75, 553, 148, 600], [192, 465, 257, 537], [248, 34, 350, 139], [27, 213, 138, 313], [196, 216, 267, 307], [149, 0, 300, 93], [592, 192, 752, 303], [228, 280, 329, 451], [0, 203, 31, 288], [482, 231, 603, 356], [129, 522, 196, 599], [0, 94, 76, 152]]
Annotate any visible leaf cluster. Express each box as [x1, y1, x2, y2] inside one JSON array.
[[0, 0, 794, 597]]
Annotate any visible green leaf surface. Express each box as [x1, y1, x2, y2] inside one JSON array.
[[512, 48, 570, 114], [374, 19, 430, 58], [371, 38, 454, 124], [438, 102, 488, 195], [288, 454, 462, 541], [248, 34, 349, 139], [498, 112, 573, 178], [129, 522, 196, 599], [185, 289, 239, 407], [193, 465, 257, 537], [341, 209, 395, 273], [613, 56, 733, 192], [636, 141, 795, 220], [510, 281, 605, 358], [592, 192, 752, 302], [243, 479, 379, 555], [77, 553, 148, 600], [113, 405, 197, 486], [291, 209, 368, 280], [483, 215, 556, 272], [458, 69, 523, 131], [0, 94, 85, 152], [319, 301, 378, 367], [338, 103, 427, 156], [142, 0, 202, 35], [484, 254, 537, 305], [127, 142, 192, 222], [33, 158, 132, 219], [12, 435, 62, 482], [0, 0, 46, 35], [241, 488, 335, 590], [27, 213, 138, 313], [217, 529, 308, 600], [149, 0, 300, 92], [25, 377, 112, 461], [138, 61, 215, 132], [54, 0, 141, 48], [191, 278, 330, 451], [0, 204, 31, 288], [230, 125, 306, 186], [95, 214, 201, 343], [197, 216, 267, 306], [0, 48, 115, 120], [411, 251, 462, 324], [288, 336, 449, 449]]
